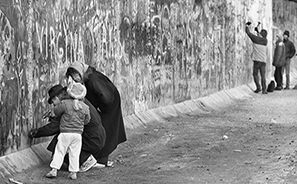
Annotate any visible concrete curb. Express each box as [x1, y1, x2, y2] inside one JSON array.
[[124, 83, 254, 128], [0, 142, 51, 179], [0, 83, 255, 180]]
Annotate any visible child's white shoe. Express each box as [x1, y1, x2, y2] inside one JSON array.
[[68, 172, 77, 180], [45, 169, 57, 178]]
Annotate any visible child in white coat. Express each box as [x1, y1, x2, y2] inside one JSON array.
[[46, 78, 90, 180]]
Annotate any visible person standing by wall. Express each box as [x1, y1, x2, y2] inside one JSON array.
[[272, 34, 286, 90], [245, 21, 268, 94], [282, 30, 296, 89]]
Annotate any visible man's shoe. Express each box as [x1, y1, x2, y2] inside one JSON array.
[[254, 89, 261, 93], [68, 172, 77, 180], [46, 169, 57, 178], [274, 86, 282, 90], [284, 86, 290, 90], [262, 91, 268, 94], [79, 155, 97, 172], [93, 163, 106, 168]]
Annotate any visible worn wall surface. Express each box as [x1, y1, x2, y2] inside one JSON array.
[[0, 0, 275, 156]]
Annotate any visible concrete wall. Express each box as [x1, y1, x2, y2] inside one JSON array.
[[0, 0, 281, 157]]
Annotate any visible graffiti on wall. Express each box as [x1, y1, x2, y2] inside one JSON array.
[[0, 0, 274, 156], [0, 2, 27, 154]]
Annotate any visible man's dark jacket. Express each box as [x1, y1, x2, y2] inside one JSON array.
[[34, 98, 106, 162], [284, 39, 296, 59], [273, 39, 286, 67]]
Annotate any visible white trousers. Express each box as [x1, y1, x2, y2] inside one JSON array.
[[50, 132, 82, 172]]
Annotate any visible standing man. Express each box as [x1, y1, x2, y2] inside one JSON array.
[[283, 30, 296, 89], [245, 22, 268, 94], [273, 34, 286, 90]]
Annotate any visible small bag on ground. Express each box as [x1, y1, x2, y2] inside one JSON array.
[[267, 80, 275, 92]]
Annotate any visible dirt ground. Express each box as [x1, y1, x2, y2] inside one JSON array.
[[5, 87, 297, 184]]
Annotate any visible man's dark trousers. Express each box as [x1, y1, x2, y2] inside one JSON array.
[[274, 66, 283, 88], [253, 61, 266, 92]]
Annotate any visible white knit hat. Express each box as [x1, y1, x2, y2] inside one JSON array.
[[67, 77, 87, 100]]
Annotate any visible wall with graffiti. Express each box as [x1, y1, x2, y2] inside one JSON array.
[[0, 0, 279, 156]]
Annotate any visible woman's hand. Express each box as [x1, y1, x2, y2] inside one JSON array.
[[28, 129, 38, 139]]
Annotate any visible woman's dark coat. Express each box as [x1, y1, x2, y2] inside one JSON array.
[[67, 63, 127, 159], [85, 67, 127, 158]]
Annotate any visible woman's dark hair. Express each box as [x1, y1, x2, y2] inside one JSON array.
[[66, 67, 79, 78], [260, 29, 267, 38]]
